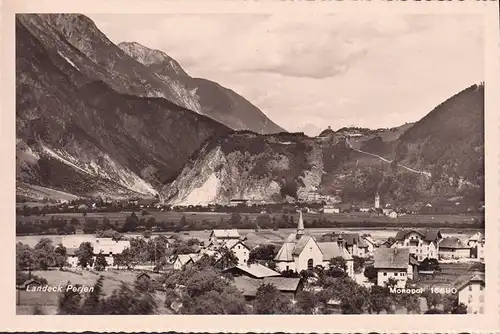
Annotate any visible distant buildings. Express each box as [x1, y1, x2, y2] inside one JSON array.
[[65, 237, 131, 268], [373, 248, 419, 288], [457, 272, 485, 314], [323, 206, 340, 214], [392, 229, 443, 261], [228, 199, 249, 207], [438, 237, 471, 259]]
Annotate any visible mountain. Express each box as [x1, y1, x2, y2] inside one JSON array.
[[16, 14, 231, 199], [161, 85, 484, 206], [118, 42, 284, 134]]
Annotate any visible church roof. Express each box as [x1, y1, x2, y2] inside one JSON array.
[[317, 242, 352, 261]]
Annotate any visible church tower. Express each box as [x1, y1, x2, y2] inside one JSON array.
[[374, 192, 380, 209], [297, 210, 305, 235]]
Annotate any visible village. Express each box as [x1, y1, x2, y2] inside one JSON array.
[[16, 201, 485, 315]]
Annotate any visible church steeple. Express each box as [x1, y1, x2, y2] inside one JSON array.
[[297, 210, 305, 235]]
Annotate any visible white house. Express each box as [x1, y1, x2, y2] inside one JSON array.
[[208, 229, 241, 244], [274, 211, 325, 273], [317, 241, 354, 278], [361, 235, 378, 255], [323, 206, 340, 214], [218, 239, 250, 265], [64, 238, 130, 268], [457, 273, 485, 314], [438, 237, 471, 259], [467, 232, 485, 261], [373, 248, 420, 288], [172, 253, 200, 270], [392, 229, 443, 261]]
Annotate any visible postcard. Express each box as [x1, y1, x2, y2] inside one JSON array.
[[1, 0, 499, 332]]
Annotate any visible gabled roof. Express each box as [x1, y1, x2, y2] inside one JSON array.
[[284, 234, 314, 256], [210, 229, 240, 239], [374, 248, 411, 269], [456, 272, 485, 292], [468, 232, 485, 242], [339, 233, 360, 246], [232, 276, 302, 297], [439, 237, 470, 249], [394, 229, 442, 242], [317, 242, 353, 261], [222, 239, 250, 250], [233, 276, 259, 297], [136, 272, 151, 279], [175, 254, 198, 266], [223, 263, 281, 279], [274, 242, 295, 262]]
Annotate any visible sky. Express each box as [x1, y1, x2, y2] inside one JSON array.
[[89, 13, 484, 136]]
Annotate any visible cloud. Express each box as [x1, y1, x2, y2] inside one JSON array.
[[89, 13, 484, 132]]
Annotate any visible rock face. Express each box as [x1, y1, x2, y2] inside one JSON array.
[[16, 14, 232, 198], [162, 85, 485, 206], [118, 41, 284, 134]]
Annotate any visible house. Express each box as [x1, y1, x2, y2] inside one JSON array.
[[274, 211, 324, 273], [323, 205, 340, 214], [66, 248, 79, 267], [385, 210, 398, 219], [208, 229, 241, 244], [173, 254, 198, 270], [136, 272, 151, 283], [359, 207, 371, 213], [467, 232, 485, 261], [232, 276, 302, 301], [222, 263, 281, 279], [93, 238, 131, 267], [228, 199, 249, 207], [205, 237, 250, 265], [20, 279, 41, 291], [456, 272, 485, 314], [392, 229, 443, 261], [361, 235, 378, 254], [373, 248, 419, 288], [438, 237, 471, 259], [317, 241, 354, 278]]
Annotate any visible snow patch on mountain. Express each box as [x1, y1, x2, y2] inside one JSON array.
[[57, 50, 78, 70]]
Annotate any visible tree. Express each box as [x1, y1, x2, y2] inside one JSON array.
[[368, 285, 392, 314], [143, 230, 152, 239], [248, 244, 278, 264], [101, 282, 157, 315], [364, 266, 378, 283], [34, 238, 56, 270], [122, 212, 139, 232], [352, 256, 366, 274], [80, 276, 105, 314], [118, 248, 138, 270], [76, 242, 94, 268], [94, 251, 108, 271], [58, 283, 83, 314], [16, 242, 36, 277], [327, 257, 347, 278], [229, 212, 242, 226], [111, 230, 123, 242], [253, 283, 293, 314], [54, 243, 68, 269], [294, 290, 318, 314]]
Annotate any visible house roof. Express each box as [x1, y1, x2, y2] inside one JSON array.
[[357, 237, 369, 248], [456, 272, 485, 292], [468, 232, 485, 242], [222, 239, 250, 250], [136, 272, 151, 279], [374, 248, 411, 269], [439, 237, 470, 249], [274, 242, 295, 262], [262, 277, 301, 292], [284, 234, 315, 256], [339, 233, 360, 246], [317, 242, 353, 261], [223, 263, 281, 279], [175, 254, 198, 266], [394, 229, 442, 242], [233, 276, 259, 297], [94, 238, 130, 254], [210, 229, 240, 239]]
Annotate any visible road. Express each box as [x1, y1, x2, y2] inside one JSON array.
[[345, 138, 432, 178]]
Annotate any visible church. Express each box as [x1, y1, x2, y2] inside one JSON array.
[[274, 211, 354, 277]]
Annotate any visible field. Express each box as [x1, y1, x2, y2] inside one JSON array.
[[16, 210, 484, 226], [16, 269, 168, 315]]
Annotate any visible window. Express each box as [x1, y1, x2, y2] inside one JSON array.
[[286, 265, 289, 271], [401, 272, 406, 276], [468, 295, 473, 303], [394, 273, 398, 277], [469, 285, 473, 291], [479, 295, 484, 302], [383, 272, 387, 276], [480, 285, 484, 291], [307, 259, 314, 271], [479, 307, 484, 314]]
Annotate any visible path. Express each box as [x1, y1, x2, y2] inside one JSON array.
[[345, 138, 432, 178]]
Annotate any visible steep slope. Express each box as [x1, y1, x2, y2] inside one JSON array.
[[16, 18, 230, 199], [162, 86, 484, 206], [118, 42, 284, 134]]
